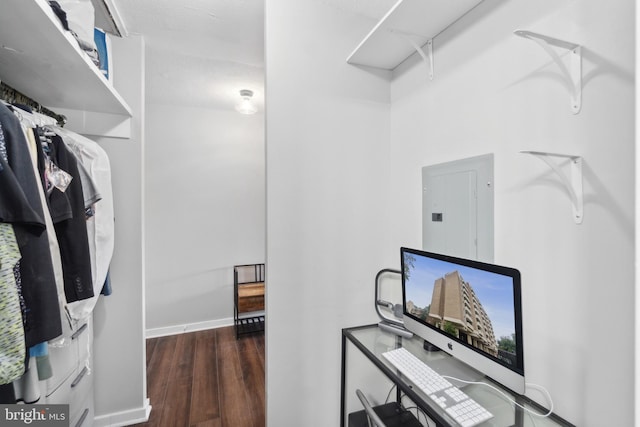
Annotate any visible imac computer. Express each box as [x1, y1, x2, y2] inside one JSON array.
[[400, 247, 525, 394]]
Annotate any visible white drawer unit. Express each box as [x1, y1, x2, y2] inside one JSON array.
[[71, 388, 95, 427], [45, 317, 78, 395], [41, 316, 95, 425], [44, 366, 74, 405], [69, 364, 93, 422]]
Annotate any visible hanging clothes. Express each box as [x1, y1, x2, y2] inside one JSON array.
[[0, 223, 26, 385], [0, 106, 69, 403], [0, 69, 119, 410], [20, 125, 68, 389], [55, 127, 115, 319], [0, 98, 116, 403], [0, 103, 62, 347], [21, 126, 66, 315], [44, 133, 94, 303]]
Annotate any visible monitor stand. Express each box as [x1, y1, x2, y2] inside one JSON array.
[[422, 340, 485, 385], [423, 340, 441, 352], [437, 359, 485, 387]]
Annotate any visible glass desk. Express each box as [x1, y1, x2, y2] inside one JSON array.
[[341, 324, 575, 427]]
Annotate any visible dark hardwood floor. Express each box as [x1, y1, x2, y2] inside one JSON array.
[[132, 326, 265, 427]]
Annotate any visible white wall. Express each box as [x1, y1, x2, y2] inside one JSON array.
[[267, 0, 634, 426], [636, 0, 640, 419], [265, 1, 392, 425], [389, 1, 634, 426], [144, 104, 265, 334], [91, 35, 150, 425]]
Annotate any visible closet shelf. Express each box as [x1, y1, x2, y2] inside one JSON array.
[[346, 0, 484, 71], [0, 0, 131, 116]]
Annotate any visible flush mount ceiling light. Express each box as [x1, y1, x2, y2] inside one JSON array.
[[235, 89, 257, 115]]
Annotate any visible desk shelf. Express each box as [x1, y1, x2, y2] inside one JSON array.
[[341, 325, 576, 427]]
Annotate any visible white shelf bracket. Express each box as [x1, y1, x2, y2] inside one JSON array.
[[521, 151, 584, 224], [514, 30, 582, 114], [395, 32, 434, 80]]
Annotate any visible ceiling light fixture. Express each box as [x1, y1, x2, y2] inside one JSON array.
[[235, 89, 257, 115]]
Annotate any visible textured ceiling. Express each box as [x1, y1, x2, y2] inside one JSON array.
[[112, 0, 396, 111], [114, 0, 264, 111]]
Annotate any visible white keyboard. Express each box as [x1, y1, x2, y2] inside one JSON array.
[[382, 347, 493, 427]]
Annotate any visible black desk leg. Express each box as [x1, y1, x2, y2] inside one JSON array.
[[340, 332, 346, 427]]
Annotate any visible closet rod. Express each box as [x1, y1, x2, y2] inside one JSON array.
[[0, 81, 66, 126]]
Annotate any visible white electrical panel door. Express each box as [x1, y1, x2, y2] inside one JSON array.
[[422, 154, 494, 262], [423, 170, 477, 259]]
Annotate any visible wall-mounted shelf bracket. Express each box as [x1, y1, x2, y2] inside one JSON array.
[[521, 151, 583, 224], [399, 34, 434, 80], [514, 30, 582, 114]]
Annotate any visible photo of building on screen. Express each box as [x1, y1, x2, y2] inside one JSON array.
[[407, 270, 503, 359]]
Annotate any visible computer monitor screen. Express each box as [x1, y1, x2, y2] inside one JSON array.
[[401, 247, 525, 394]]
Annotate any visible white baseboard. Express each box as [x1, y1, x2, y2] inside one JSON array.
[[145, 317, 234, 339], [93, 398, 152, 427]]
